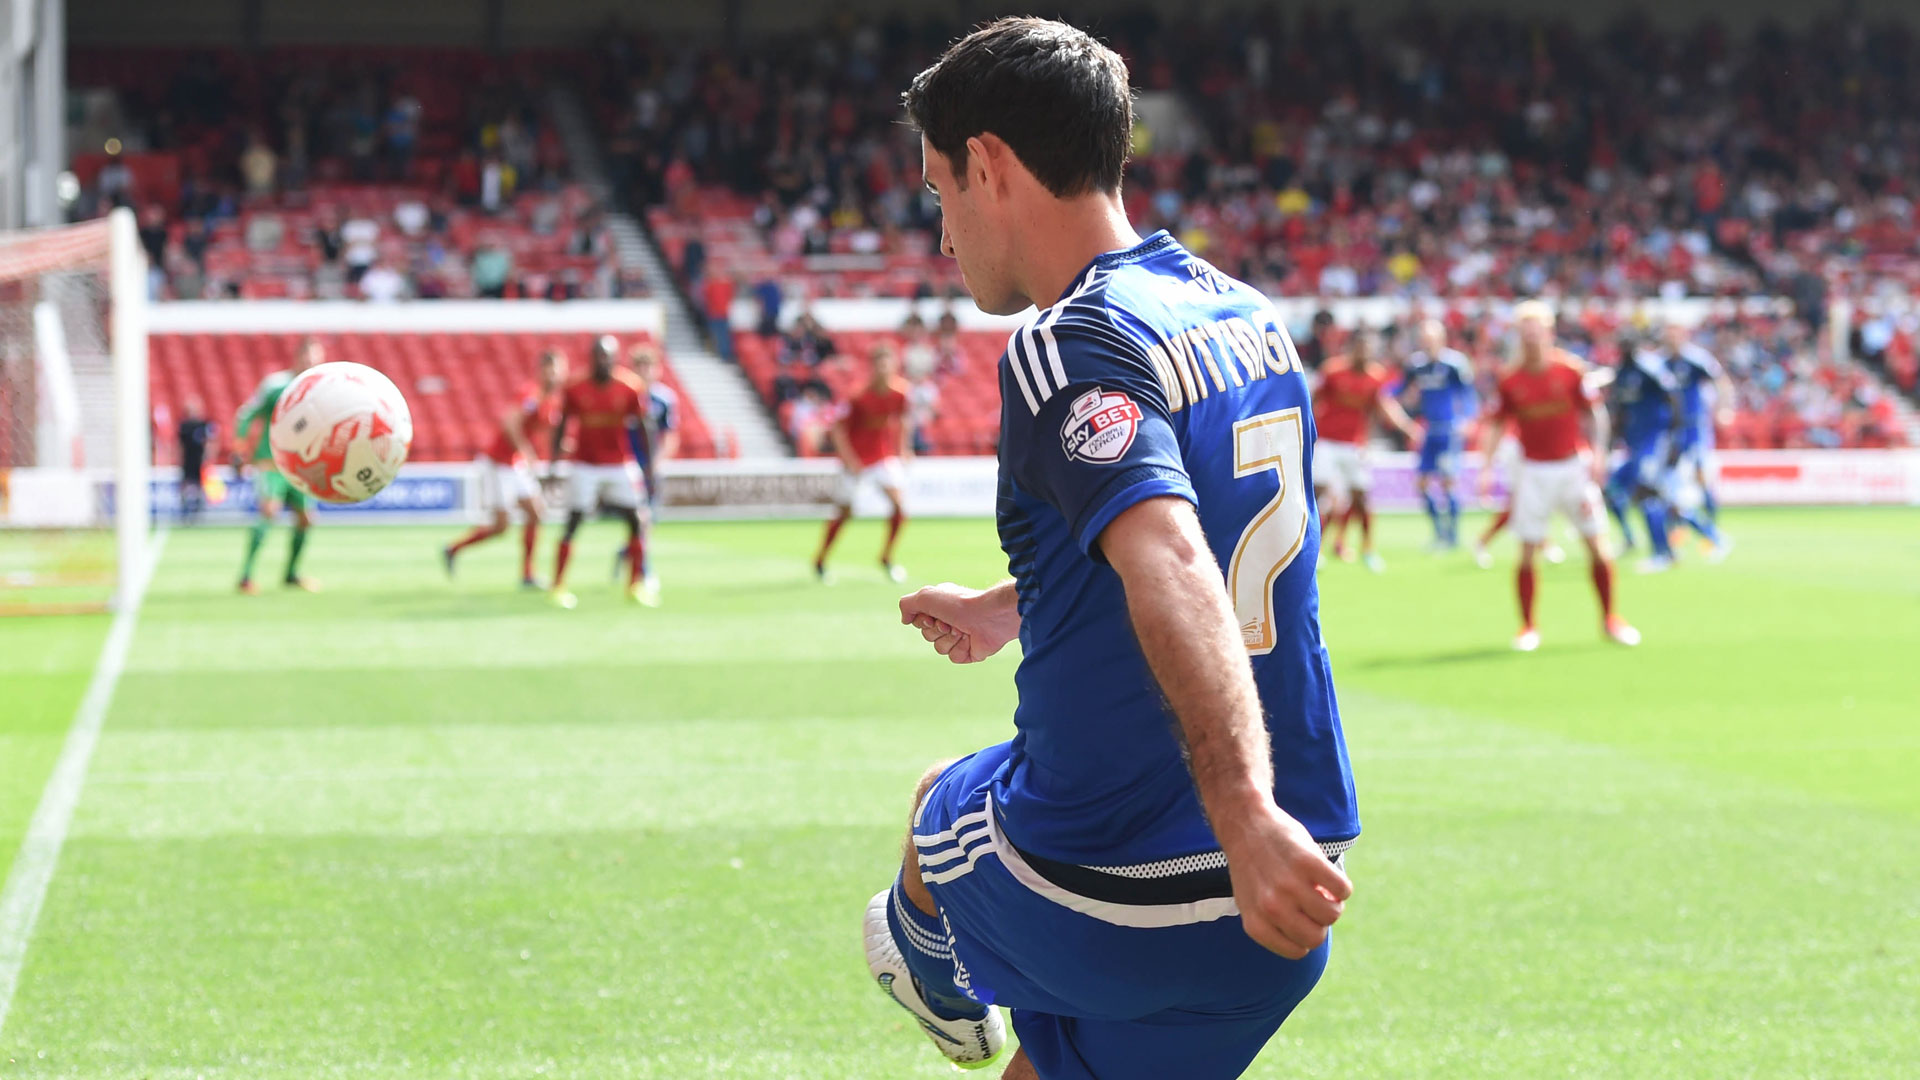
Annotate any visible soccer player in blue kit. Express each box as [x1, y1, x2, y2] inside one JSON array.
[[864, 19, 1357, 1079], [1660, 323, 1734, 558], [613, 343, 679, 598], [1604, 339, 1685, 572], [1401, 318, 1477, 550]]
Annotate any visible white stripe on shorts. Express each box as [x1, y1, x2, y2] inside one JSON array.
[[916, 825, 993, 869], [912, 808, 990, 850], [921, 838, 1000, 886]]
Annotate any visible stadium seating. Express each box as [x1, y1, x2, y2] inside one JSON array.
[[149, 332, 716, 463], [735, 330, 1006, 456], [175, 184, 612, 302], [70, 46, 620, 301], [647, 189, 962, 300]]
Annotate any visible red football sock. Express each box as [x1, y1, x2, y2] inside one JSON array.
[[882, 509, 906, 563], [521, 520, 539, 580], [815, 514, 847, 566], [448, 523, 504, 555], [1517, 564, 1537, 628], [1590, 557, 1615, 617], [627, 537, 644, 585], [553, 540, 573, 588], [1482, 508, 1511, 545]]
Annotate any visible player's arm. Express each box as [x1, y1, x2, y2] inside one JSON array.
[[231, 392, 267, 468], [1583, 392, 1611, 485], [502, 402, 537, 464], [1373, 391, 1421, 443], [657, 399, 681, 464], [628, 418, 653, 481], [630, 421, 656, 495], [1477, 407, 1511, 498], [897, 403, 913, 462], [828, 414, 859, 472], [548, 395, 571, 468], [624, 390, 655, 478], [899, 579, 1020, 663], [1662, 378, 1687, 466], [1099, 496, 1350, 960], [1396, 374, 1423, 413]]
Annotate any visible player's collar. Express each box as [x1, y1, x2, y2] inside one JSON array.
[[1080, 230, 1176, 276]]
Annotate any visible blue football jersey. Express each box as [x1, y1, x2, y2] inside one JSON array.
[[1665, 342, 1722, 423], [992, 231, 1359, 867], [1613, 349, 1678, 452], [627, 385, 679, 467], [1405, 348, 1476, 429]]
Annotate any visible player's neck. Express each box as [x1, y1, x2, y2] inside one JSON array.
[[1019, 193, 1141, 311]]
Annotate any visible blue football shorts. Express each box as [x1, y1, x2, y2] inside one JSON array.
[[1417, 428, 1461, 477], [1674, 420, 1715, 470], [914, 742, 1342, 1080], [1609, 439, 1669, 494]]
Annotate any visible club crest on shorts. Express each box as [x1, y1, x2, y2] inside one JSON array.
[[1061, 387, 1143, 464]]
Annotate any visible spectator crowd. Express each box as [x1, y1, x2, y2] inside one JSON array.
[[600, 10, 1920, 311], [71, 48, 631, 301]]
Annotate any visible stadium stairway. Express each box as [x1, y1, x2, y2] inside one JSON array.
[[547, 87, 789, 460], [1869, 371, 1920, 445]]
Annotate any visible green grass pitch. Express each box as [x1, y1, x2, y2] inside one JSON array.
[[1, 508, 1915, 1077]]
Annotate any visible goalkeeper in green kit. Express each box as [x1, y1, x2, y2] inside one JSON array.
[[233, 338, 323, 594]]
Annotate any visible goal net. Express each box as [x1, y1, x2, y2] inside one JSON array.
[[0, 208, 149, 614]]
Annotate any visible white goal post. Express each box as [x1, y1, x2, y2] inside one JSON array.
[[0, 207, 149, 614]]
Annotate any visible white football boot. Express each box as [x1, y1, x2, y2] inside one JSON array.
[[863, 889, 1004, 1070]]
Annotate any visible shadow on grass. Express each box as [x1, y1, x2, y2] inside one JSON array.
[[1355, 645, 1523, 670], [704, 578, 822, 598], [1358, 640, 1614, 669]]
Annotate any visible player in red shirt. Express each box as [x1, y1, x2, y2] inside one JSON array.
[[442, 348, 566, 588], [1478, 301, 1639, 652], [814, 344, 911, 582], [1311, 329, 1418, 571], [548, 336, 650, 609]]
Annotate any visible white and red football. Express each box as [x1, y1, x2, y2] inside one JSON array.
[[269, 361, 413, 504]]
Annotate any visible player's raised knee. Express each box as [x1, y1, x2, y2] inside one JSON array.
[[911, 758, 957, 819]]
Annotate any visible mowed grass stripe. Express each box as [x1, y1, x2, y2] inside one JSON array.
[[0, 619, 111, 896], [1315, 509, 1918, 816], [105, 657, 1016, 733], [0, 531, 164, 1037], [70, 716, 988, 839], [3, 826, 938, 1079]]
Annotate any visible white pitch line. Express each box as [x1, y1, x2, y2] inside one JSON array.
[[0, 528, 167, 1035]]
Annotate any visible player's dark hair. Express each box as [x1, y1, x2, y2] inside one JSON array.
[[903, 17, 1132, 198]]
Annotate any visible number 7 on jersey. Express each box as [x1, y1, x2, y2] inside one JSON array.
[[1226, 408, 1310, 655]]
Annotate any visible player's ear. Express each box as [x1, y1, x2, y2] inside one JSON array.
[[968, 134, 1007, 203]]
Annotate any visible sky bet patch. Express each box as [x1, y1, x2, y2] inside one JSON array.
[[1062, 387, 1143, 464]]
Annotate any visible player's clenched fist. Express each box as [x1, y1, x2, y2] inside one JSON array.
[[1217, 801, 1353, 960], [898, 581, 1021, 665]]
